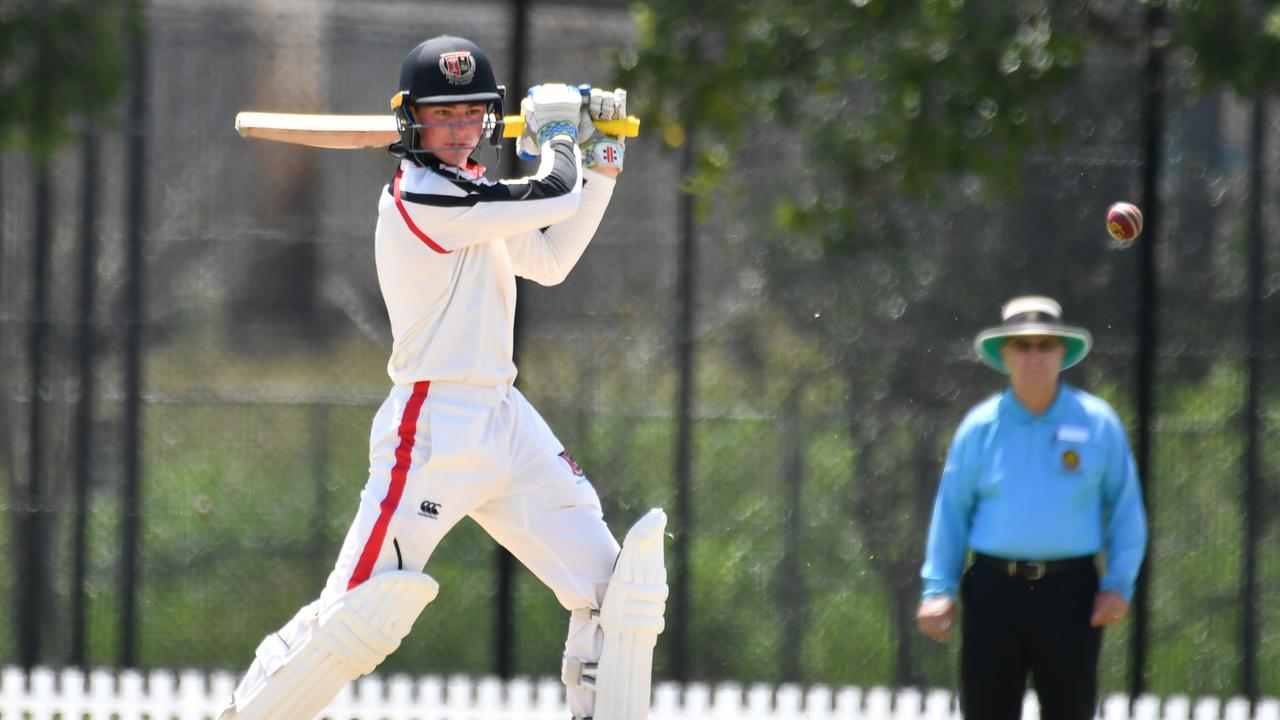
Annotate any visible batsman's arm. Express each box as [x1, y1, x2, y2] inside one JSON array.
[[506, 169, 616, 286], [390, 139, 584, 253]]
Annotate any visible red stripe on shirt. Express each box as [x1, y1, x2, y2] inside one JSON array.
[[393, 167, 451, 254], [347, 380, 431, 590]]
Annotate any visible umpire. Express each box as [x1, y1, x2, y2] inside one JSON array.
[[917, 296, 1147, 719]]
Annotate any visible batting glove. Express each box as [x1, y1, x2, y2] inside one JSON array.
[[578, 86, 627, 144], [517, 83, 583, 160], [574, 85, 596, 145], [582, 136, 624, 171], [529, 83, 581, 139], [515, 96, 541, 160], [581, 87, 626, 171], [589, 87, 627, 124]]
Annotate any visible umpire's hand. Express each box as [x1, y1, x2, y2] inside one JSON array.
[[1090, 591, 1130, 627], [917, 596, 957, 643]]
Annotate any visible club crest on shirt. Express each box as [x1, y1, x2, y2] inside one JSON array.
[[1061, 449, 1081, 471], [439, 51, 477, 85], [559, 450, 586, 477]]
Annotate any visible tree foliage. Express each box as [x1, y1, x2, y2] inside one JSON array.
[[0, 0, 133, 159], [618, 0, 1279, 687], [1173, 0, 1280, 94], [621, 0, 1095, 205], [621, 0, 1279, 201]]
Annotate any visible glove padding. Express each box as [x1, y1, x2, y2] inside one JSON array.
[[581, 87, 626, 172], [582, 136, 624, 172], [516, 83, 582, 160], [576, 87, 627, 146]]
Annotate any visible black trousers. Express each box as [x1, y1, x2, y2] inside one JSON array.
[[959, 559, 1102, 720]]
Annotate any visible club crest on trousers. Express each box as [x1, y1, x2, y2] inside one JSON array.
[[559, 450, 586, 477]]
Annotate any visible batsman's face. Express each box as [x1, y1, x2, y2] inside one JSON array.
[[1000, 335, 1065, 389], [414, 102, 488, 167]]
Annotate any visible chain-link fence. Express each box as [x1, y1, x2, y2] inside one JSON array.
[[1, 0, 1277, 704]]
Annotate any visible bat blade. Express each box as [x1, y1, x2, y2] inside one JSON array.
[[234, 112, 399, 149], [234, 112, 642, 150]]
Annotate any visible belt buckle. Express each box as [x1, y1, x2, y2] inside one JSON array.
[[1024, 562, 1047, 581]]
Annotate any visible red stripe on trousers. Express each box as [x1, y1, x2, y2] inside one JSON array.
[[393, 167, 451, 254], [347, 380, 431, 590]]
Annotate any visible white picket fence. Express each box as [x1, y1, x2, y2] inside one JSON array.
[[1, 666, 1277, 719]]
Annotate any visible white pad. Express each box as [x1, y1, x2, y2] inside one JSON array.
[[220, 570, 439, 720], [592, 508, 668, 720]]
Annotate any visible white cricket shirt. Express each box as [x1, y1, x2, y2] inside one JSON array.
[[374, 137, 616, 386]]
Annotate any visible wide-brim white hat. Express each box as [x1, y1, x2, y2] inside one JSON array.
[[974, 295, 1093, 373]]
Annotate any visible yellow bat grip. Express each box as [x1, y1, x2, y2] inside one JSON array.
[[501, 115, 641, 139]]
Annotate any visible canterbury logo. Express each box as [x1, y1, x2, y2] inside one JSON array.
[[419, 500, 441, 518]]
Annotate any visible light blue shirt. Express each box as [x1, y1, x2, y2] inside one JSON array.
[[920, 383, 1148, 601]]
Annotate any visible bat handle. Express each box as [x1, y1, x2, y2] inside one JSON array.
[[501, 115, 641, 139]]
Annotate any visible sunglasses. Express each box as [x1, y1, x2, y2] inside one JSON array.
[[1007, 338, 1063, 353]]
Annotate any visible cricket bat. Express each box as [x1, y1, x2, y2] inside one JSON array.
[[234, 111, 640, 149]]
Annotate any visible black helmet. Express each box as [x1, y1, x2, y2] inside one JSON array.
[[391, 36, 506, 164]]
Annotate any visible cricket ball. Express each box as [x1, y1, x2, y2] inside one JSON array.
[[1106, 202, 1143, 243]]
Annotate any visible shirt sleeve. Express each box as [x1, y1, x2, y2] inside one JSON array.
[[920, 420, 979, 601], [505, 168, 617, 286], [1097, 411, 1148, 600], [390, 138, 583, 253]]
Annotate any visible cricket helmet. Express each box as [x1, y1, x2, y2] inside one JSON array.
[[390, 36, 505, 164]]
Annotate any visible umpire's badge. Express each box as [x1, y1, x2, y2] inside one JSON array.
[[439, 51, 477, 85], [1061, 449, 1081, 471]]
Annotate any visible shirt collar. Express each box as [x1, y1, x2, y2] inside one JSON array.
[[426, 155, 487, 180], [999, 382, 1069, 424], [392, 143, 488, 180]]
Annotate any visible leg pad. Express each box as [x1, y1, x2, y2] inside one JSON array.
[[220, 571, 439, 720], [592, 509, 668, 720]]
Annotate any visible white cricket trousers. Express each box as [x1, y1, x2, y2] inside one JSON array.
[[281, 381, 618, 717]]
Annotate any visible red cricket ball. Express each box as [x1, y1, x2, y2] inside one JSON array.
[[1106, 202, 1143, 243]]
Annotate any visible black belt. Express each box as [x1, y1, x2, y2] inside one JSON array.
[[972, 553, 1094, 581]]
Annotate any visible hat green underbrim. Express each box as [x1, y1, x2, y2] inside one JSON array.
[[975, 325, 1093, 374]]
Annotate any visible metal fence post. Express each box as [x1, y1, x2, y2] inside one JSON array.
[[494, 0, 531, 680], [1240, 92, 1267, 709], [670, 134, 696, 683], [119, 0, 150, 668], [70, 132, 101, 668], [1129, 2, 1166, 702], [18, 160, 52, 670]]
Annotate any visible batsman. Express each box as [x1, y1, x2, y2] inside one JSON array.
[[219, 35, 667, 720]]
